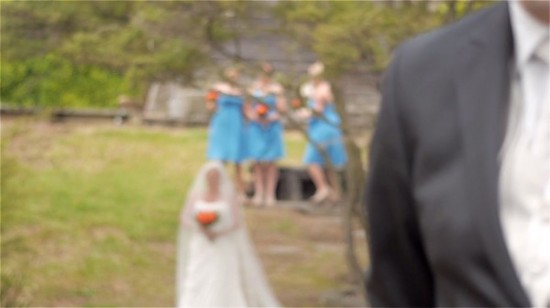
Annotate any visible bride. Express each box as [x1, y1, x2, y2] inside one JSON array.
[[176, 161, 280, 307]]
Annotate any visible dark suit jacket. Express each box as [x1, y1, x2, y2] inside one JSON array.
[[364, 2, 532, 307]]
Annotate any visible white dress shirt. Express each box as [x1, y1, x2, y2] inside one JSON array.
[[500, 1, 550, 307]]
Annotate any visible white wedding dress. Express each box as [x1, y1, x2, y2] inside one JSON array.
[[176, 162, 280, 308]]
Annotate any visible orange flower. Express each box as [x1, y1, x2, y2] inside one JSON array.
[[206, 90, 219, 102], [291, 98, 302, 109], [196, 211, 219, 226], [256, 104, 269, 117]]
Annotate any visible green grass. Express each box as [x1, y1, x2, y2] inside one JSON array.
[[1, 120, 313, 306]]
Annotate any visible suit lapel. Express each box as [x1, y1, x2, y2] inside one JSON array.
[[455, 2, 531, 306]]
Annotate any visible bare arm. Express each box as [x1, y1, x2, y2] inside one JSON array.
[[268, 83, 287, 122], [181, 195, 222, 242], [206, 100, 216, 112], [311, 82, 333, 113], [275, 83, 288, 114], [243, 98, 258, 121], [205, 82, 229, 112]]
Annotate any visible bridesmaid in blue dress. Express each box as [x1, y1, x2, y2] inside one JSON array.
[[298, 62, 347, 203], [206, 67, 248, 198], [247, 63, 287, 207]]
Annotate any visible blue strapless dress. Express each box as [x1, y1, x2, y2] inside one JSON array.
[[247, 92, 285, 162], [303, 100, 347, 167], [207, 94, 248, 163]]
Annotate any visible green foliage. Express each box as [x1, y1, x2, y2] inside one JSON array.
[[0, 1, 240, 107], [1, 54, 127, 107], [1, 1, 490, 107], [276, 1, 489, 75]]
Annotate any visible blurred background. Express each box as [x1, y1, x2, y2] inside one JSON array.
[[1, 1, 489, 306]]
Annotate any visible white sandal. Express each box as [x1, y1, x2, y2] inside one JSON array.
[[310, 188, 330, 203]]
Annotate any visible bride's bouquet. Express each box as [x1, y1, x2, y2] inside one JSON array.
[[196, 211, 219, 227]]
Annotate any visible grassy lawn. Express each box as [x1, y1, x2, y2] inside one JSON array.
[[1, 119, 368, 307]]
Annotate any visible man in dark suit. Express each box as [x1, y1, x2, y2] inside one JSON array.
[[365, 1, 549, 306]]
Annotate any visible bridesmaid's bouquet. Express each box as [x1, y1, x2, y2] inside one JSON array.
[[196, 211, 219, 227], [205, 90, 219, 102], [255, 103, 269, 117], [291, 97, 303, 110]]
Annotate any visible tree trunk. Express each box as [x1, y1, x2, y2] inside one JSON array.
[[332, 81, 367, 301]]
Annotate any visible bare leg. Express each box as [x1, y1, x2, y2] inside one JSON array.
[[308, 164, 328, 191], [325, 169, 341, 202], [235, 163, 245, 198], [308, 164, 330, 203], [252, 163, 265, 206], [265, 162, 279, 206]]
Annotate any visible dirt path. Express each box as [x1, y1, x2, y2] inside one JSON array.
[[245, 205, 368, 306]]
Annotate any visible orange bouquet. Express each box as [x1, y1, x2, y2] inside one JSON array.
[[196, 211, 219, 227], [205, 90, 219, 102], [291, 98, 302, 109], [256, 103, 269, 117]]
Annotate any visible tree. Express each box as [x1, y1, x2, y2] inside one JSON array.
[[1, 1, 137, 107], [1, 1, 261, 107], [275, 0, 490, 301]]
